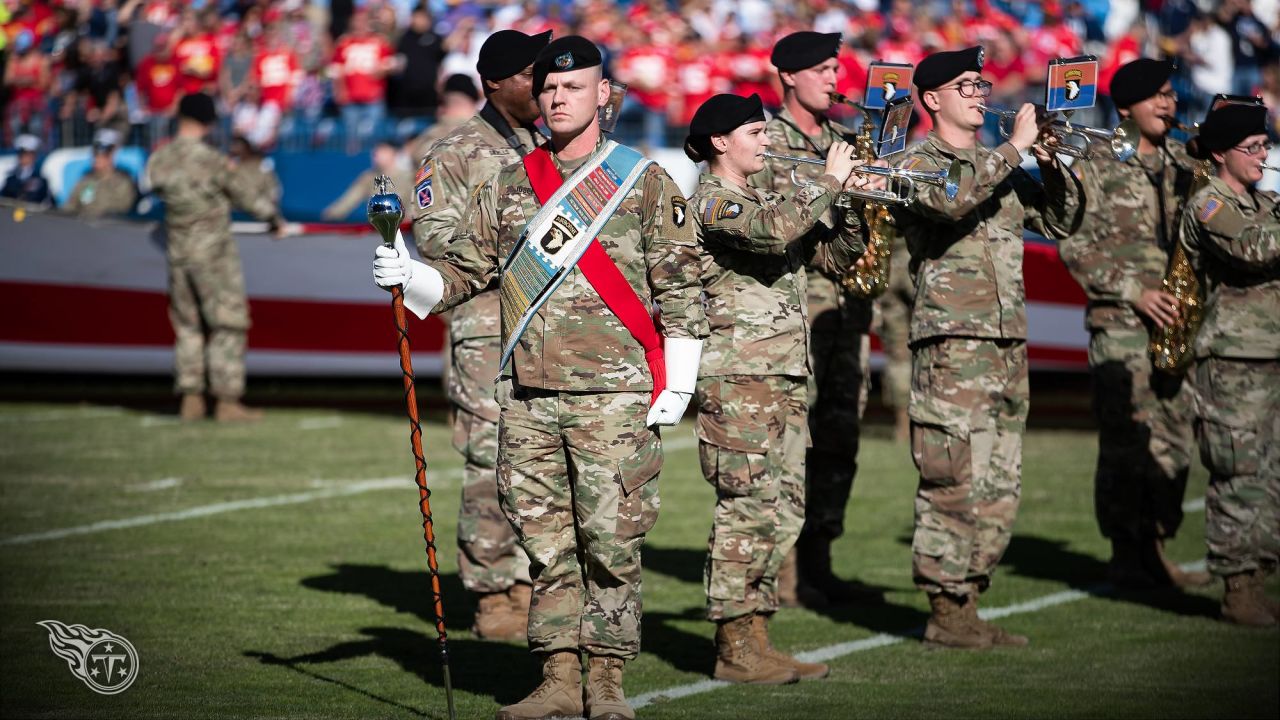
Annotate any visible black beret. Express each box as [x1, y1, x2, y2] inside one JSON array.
[[1192, 103, 1269, 158], [688, 93, 766, 139], [915, 46, 985, 91], [770, 31, 841, 72], [1110, 58, 1175, 108], [477, 29, 552, 82], [178, 92, 217, 124], [443, 73, 479, 102], [532, 35, 602, 95]]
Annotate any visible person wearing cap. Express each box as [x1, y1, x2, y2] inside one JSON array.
[[405, 29, 550, 645], [145, 93, 285, 423], [407, 73, 483, 159], [373, 35, 705, 720], [687, 92, 866, 686], [1179, 102, 1280, 628], [228, 134, 283, 210], [64, 129, 138, 218], [1, 134, 53, 206], [322, 138, 412, 221], [1058, 58, 1209, 591], [892, 45, 1084, 649], [751, 30, 884, 609]]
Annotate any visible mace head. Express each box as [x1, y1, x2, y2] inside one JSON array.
[[367, 175, 403, 246]]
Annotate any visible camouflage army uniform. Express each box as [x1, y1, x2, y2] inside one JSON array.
[[1059, 141, 1199, 545], [429, 137, 706, 659], [146, 137, 281, 400], [64, 169, 137, 217], [1180, 177, 1280, 578], [325, 167, 414, 221], [693, 171, 866, 620], [752, 108, 874, 569], [230, 156, 283, 208], [892, 133, 1083, 598], [409, 115, 469, 164], [875, 230, 913, 413], [412, 110, 541, 595]]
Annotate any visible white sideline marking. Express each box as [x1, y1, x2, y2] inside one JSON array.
[[140, 415, 179, 427], [1183, 496, 1205, 513], [634, 560, 1210, 710], [0, 407, 126, 423], [0, 434, 699, 547], [299, 416, 345, 431], [127, 477, 183, 492]]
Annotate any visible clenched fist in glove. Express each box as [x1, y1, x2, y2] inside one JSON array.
[[371, 230, 445, 319]]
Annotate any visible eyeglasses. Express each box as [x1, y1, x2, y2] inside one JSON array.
[[936, 79, 993, 98], [1233, 141, 1274, 157], [1155, 89, 1178, 102]]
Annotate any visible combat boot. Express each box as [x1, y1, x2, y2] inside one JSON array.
[[179, 394, 206, 421], [584, 656, 634, 720], [798, 535, 884, 606], [1221, 572, 1277, 627], [214, 397, 263, 423], [1249, 572, 1280, 621], [495, 651, 583, 720], [751, 613, 829, 679], [473, 591, 526, 641], [963, 596, 1028, 647], [1148, 538, 1212, 588], [713, 615, 799, 684], [1107, 537, 1158, 589], [923, 593, 992, 650], [778, 550, 828, 609]]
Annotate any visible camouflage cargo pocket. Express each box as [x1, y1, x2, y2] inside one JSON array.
[[698, 443, 767, 498], [909, 391, 971, 484], [1197, 418, 1258, 477], [451, 408, 499, 467], [708, 530, 754, 601], [911, 523, 953, 560], [618, 428, 663, 496], [695, 376, 785, 454]]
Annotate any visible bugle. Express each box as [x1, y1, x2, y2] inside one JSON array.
[[760, 152, 961, 206], [978, 103, 1138, 162]]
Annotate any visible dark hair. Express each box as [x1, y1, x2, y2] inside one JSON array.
[[684, 135, 714, 163]]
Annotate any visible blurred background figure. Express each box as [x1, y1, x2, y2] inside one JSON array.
[[321, 138, 411, 221], [331, 10, 394, 153], [228, 134, 282, 208], [64, 128, 138, 218], [3, 29, 50, 146], [2, 134, 54, 207], [407, 72, 479, 161]]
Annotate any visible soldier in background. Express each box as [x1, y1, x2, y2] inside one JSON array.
[[1059, 59, 1209, 590], [65, 129, 138, 218], [411, 28, 550, 643], [752, 30, 882, 608], [407, 73, 483, 162], [893, 46, 1083, 649], [1, 134, 54, 207], [228, 135, 282, 209], [147, 93, 284, 422], [322, 138, 413, 221], [1180, 102, 1279, 628]]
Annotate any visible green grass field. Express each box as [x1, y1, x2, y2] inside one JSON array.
[[1, 398, 1276, 719]]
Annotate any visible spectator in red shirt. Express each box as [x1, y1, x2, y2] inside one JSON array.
[[239, 25, 300, 150], [331, 10, 394, 152], [1028, 1, 1083, 76], [173, 9, 221, 95], [728, 36, 781, 109], [3, 29, 50, 144], [674, 39, 731, 127], [613, 25, 675, 149], [135, 34, 181, 117]]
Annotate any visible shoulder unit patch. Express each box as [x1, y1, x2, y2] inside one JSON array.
[[1198, 196, 1224, 223]]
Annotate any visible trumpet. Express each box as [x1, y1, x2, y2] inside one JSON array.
[[760, 152, 961, 205], [978, 104, 1138, 162]]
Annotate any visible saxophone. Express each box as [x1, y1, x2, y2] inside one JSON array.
[[840, 116, 893, 298], [1148, 154, 1208, 373]]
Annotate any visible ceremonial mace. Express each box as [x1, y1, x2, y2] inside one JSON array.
[[367, 176, 456, 720]]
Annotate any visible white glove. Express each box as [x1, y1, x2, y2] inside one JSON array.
[[371, 229, 445, 319], [646, 337, 703, 427]]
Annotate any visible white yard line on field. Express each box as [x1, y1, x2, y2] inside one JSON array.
[[126, 477, 184, 492]]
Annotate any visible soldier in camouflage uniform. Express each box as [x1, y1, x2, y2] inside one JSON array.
[[407, 73, 483, 161], [893, 47, 1083, 648], [65, 129, 137, 218], [147, 94, 283, 423], [373, 37, 706, 720], [322, 139, 414, 221], [1180, 103, 1280, 627], [410, 29, 550, 643], [1059, 60, 1210, 590], [686, 93, 867, 685], [751, 31, 882, 608]]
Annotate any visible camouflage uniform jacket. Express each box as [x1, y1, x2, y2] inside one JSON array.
[[230, 157, 283, 207], [1181, 176, 1280, 360], [146, 137, 280, 264], [892, 133, 1084, 344], [64, 169, 137, 217], [414, 111, 542, 343], [694, 171, 866, 378], [751, 107, 872, 332], [1060, 140, 1198, 331], [432, 136, 707, 392]]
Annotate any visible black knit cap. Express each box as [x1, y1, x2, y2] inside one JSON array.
[[477, 29, 552, 82], [1191, 103, 1269, 159], [532, 35, 602, 95], [443, 73, 479, 102], [1110, 58, 1175, 109], [770, 31, 841, 72], [914, 46, 985, 90], [688, 93, 766, 138], [178, 92, 217, 124]]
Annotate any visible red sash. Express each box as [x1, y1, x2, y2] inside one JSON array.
[[522, 147, 666, 403]]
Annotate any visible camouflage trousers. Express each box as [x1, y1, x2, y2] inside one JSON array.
[[874, 261, 914, 410], [909, 338, 1029, 598], [167, 252, 249, 398], [1087, 328, 1195, 542], [450, 336, 530, 594], [804, 318, 870, 543], [1194, 357, 1280, 577], [696, 375, 807, 620], [496, 380, 661, 660]]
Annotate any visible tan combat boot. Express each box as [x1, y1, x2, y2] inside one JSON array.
[[1249, 572, 1280, 622], [1221, 572, 1277, 627], [179, 394, 206, 421], [214, 397, 263, 423], [509, 583, 533, 620], [713, 615, 799, 684], [963, 596, 1028, 647], [751, 613, 829, 679], [495, 651, 583, 720], [473, 591, 526, 641], [1150, 539, 1212, 588], [584, 656, 634, 720], [923, 593, 992, 650]]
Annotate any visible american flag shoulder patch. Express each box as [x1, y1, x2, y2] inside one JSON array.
[[415, 159, 434, 186], [1199, 196, 1224, 223]]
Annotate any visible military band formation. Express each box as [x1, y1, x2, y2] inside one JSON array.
[[362, 26, 1280, 720]]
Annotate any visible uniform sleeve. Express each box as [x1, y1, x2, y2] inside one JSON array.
[[1057, 159, 1145, 304], [431, 175, 501, 313], [218, 153, 280, 222], [899, 142, 1022, 223], [642, 166, 707, 341], [411, 150, 471, 261], [1022, 155, 1085, 240], [1182, 190, 1280, 273], [699, 174, 840, 255], [322, 173, 370, 220]]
